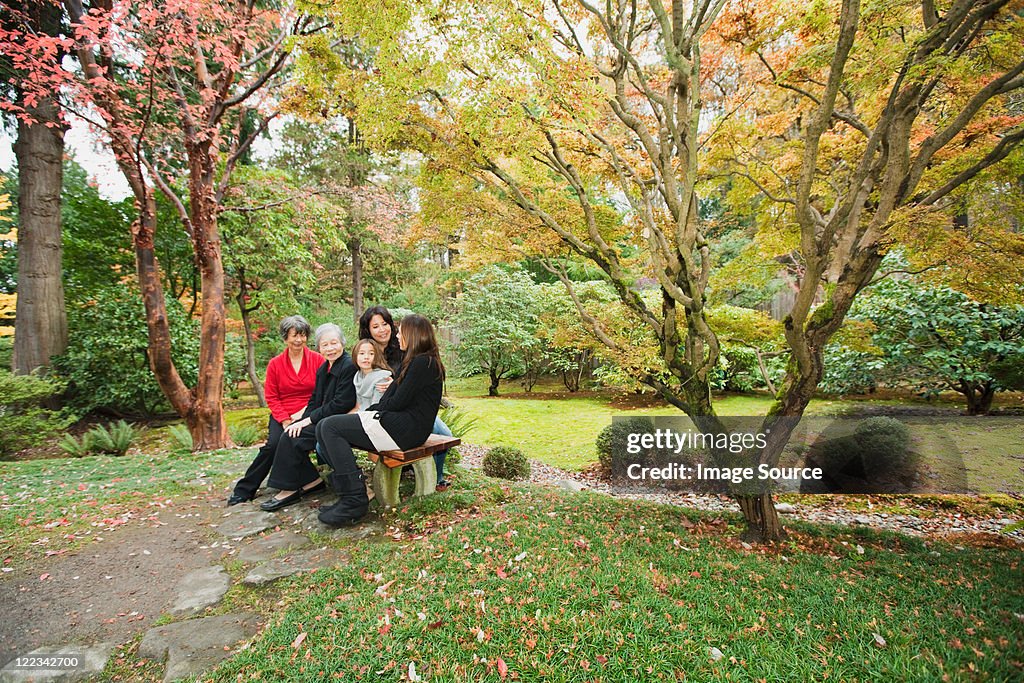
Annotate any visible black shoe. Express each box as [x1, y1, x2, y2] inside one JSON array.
[[302, 480, 327, 496], [259, 489, 304, 512], [318, 504, 364, 527], [226, 494, 251, 507], [318, 471, 368, 527]]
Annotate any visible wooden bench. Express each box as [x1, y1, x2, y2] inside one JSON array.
[[365, 434, 461, 507]]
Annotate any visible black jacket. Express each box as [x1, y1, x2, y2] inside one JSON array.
[[304, 352, 357, 424], [369, 355, 443, 449]]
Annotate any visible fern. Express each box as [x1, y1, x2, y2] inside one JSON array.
[[59, 433, 93, 458], [229, 422, 263, 447], [88, 420, 139, 456], [439, 403, 478, 439], [168, 423, 193, 452]]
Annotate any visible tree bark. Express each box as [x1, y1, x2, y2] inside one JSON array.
[[736, 494, 786, 542], [963, 380, 996, 416], [488, 367, 500, 396], [11, 0, 66, 376], [186, 144, 231, 450]]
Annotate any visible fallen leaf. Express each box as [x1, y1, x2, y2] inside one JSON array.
[[39, 573, 49, 581], [872, 632, 887, 648], [497, 657, 508, 680], [709, 647, 724, 661], [408, 662, 421, 682], [292, 632, 307, 649]]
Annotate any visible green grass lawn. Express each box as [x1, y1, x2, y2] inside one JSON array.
[[2, 440, 1021, 681], [446, 377, 1024, 490], [206, 474, 1024, 682], [451, 394, 778, 470]]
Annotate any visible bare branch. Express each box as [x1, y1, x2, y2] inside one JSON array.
[[140, 153, 194, 238], [223, 50, 290, 108], [920, 125, 1024, 205], [215, 110, 280, 203]]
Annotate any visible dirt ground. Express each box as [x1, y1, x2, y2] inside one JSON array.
[[0, 494, 230, 665]]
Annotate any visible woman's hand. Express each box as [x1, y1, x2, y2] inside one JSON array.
[[284, 417, 311, 438], [376, 376, 394, 393]]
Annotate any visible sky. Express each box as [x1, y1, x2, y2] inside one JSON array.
[[1, 112, 282, 202]]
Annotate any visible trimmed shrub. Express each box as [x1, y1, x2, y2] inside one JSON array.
[[855, 416, 911, 471], [482, 446, 530, 480], [596, 417, 657, 478]]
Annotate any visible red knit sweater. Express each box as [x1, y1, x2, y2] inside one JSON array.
[[264, 347, 324, 423]]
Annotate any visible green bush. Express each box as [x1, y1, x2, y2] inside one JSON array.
[[229, 422, 263, 447], [596, 417, 657, 477], [0, 369, 68, 458], [53, 284, 201, 417], [855, 416, 911, 471], [482, 445, 530, 480], [710, 345, 766, 393], [820, 346, 884, 395], [58, 420, 140, 457]]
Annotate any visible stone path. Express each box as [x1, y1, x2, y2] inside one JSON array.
[[0, 483, 380, 682]]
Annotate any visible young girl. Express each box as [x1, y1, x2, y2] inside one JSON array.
[[315, 314, 445, 527], [350, 338, 392, 412]]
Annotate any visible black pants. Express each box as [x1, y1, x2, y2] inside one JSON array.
[[231, 416, 285, 499], [316, 414, 377, 477], [266, 423, 321, 491]]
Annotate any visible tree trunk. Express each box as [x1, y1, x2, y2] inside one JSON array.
[[736, 494, 787, 542], [488, 367, 500, 396], [134, 191, 195, 418], [237, 286, 266, 407], [187, 147, 231, 450], [10, 0, 66, 376], [350, 237, 363, 326], [963, 380, 996, 416]]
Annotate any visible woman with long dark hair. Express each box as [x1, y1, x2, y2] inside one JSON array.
[[316, 314, 445, 527], [357, 305, 455, 490]]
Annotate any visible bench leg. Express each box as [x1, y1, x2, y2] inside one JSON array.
[[411, 458, 437, 497], [372, 464, 402, 508]]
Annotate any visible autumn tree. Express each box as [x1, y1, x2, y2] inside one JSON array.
[[282, 0, 1024, 539], [1, 0, 67, 375], [270, 118, 409, 325], [1, 1, 322, 448]]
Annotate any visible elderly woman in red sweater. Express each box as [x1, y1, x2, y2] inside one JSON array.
[[226, 316, 323, 506]]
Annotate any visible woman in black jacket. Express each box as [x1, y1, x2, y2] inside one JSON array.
[[316, 314, 445, 527], [260, 323, 358, 512], [358, 305, 455, 491]]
